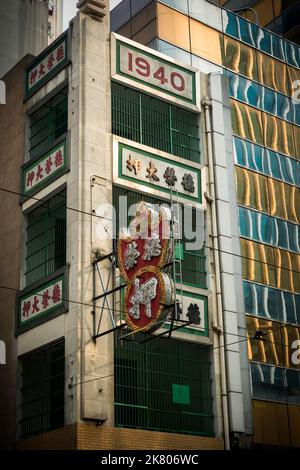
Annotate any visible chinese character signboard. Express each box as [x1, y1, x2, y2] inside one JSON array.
[[24, 32, 70, 100], [118, 202, 175, 333], [165, 291, 209, 339], [111, 33, 199, 110], [21, 138, 68, 199], [114, 140, 202, 205], [16, 269, 68, 334]]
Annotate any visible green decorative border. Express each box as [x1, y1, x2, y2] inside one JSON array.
[[118, 142, 202, 203], [116, 39, 197, 105], [21, 137, 68, 199], [15, 267, 68, 335], [24, 31, 71, 101], [164, 290, 209, 337]]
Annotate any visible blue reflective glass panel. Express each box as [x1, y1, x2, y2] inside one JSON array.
[[251, 363, 285, 401], [281, 290, 297, 324], [227, 72, 260, 106], [222, 11, 240, 41], [243, 281, 279, 320], [285, 41, 300, 69], [270, 34, 285, 62], [234, 137, 300, 187], [275, 218, 290, 251], [276, 93, 293, 122], [286, 369, 300, 404]]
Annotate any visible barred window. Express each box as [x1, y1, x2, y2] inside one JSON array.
[[25, 189, 66, 286], [115, 330, 213, 436], [112, 82, 201, 163], [20, 340, 65, 438], [29, 87, 68, 160]]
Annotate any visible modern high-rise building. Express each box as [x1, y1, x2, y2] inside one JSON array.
[[111, 0, 300, 448], [211, 1, 300, 45], [0, 0, 299, 451], [0, 0, 49, 78]]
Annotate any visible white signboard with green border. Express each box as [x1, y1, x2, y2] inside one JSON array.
[[21, 138, 68, 199], [111, 33, 200, 111], [16, 269, 68, 334], [113, 139, 202, 205], [24, 31, 70, 100], [169, 290, 209, 337]]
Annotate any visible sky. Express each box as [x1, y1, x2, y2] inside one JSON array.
[[62, 0, 123, 31]]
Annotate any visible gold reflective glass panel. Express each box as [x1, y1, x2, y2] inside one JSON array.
[[257, 52, 288, 95], [262, 113, 295, 156], [247, 316, 284, 366], [268, 178, 300, 223], [240, 239, 276, 286], [236, 166, 270, 213], [247, 316, 300, 369], [231, 101, 263, 145], [190, 19, 223, 65], [241, 239, 300, 293], [293, 125, 300, 161], [287, 65, 300, 97], [246, 0, 275, 26], [157, 3, 190, 52], [224, 36, 258, 81], [274, 249, 300, 293]]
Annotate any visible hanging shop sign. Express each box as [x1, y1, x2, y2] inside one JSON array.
[[16, 269, 68, 334], [21, 138, 68, 199], [114, 140, 202, 204], [118, 202, 175, 333], [111, 33, 199, 110], [24, 31, 70, 100]]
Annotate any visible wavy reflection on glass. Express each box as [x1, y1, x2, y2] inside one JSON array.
[[236, 167, 300, 224], [239, 207, 300, 253], [244, 280, 300, 324], [247, 316, 300, 370], [234, 137, 300, 186], [250, 362, 300, 403], [240, 238, 300, 293]]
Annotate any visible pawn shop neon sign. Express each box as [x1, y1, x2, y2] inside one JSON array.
[[118, 202, 175, 333]]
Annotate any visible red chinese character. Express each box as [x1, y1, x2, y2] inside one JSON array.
[[47, 53, 55, 70], [42, 289, 50, 309], [54, 150, 63, 167], [27, 171, 35, 187], [52, 284, 61, 304], [38, 63, 46, 78], [32, 296, 40, 313], [36, 164, 43, 181], [56, 45, 65, 62], [45, 157, 53, 175], [22, 301, 31, 318], [30, 69, 38, 85]]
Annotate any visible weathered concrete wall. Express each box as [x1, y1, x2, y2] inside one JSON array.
[[0, 54, 33, 449]]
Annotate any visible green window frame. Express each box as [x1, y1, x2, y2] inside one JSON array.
[[112, 82, 201, 163], [113, 186, 207, 289], [114, 329, 214, 436], [25, 189, 66, 287], [19, 340, 65, 438], [29, 87, 68, 160]]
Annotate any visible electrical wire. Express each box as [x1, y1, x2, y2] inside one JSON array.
[[0, 185, 300, 275], [0, 281, 294, 352]]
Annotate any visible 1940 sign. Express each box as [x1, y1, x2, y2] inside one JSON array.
[[112, 33, 198, 109]]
